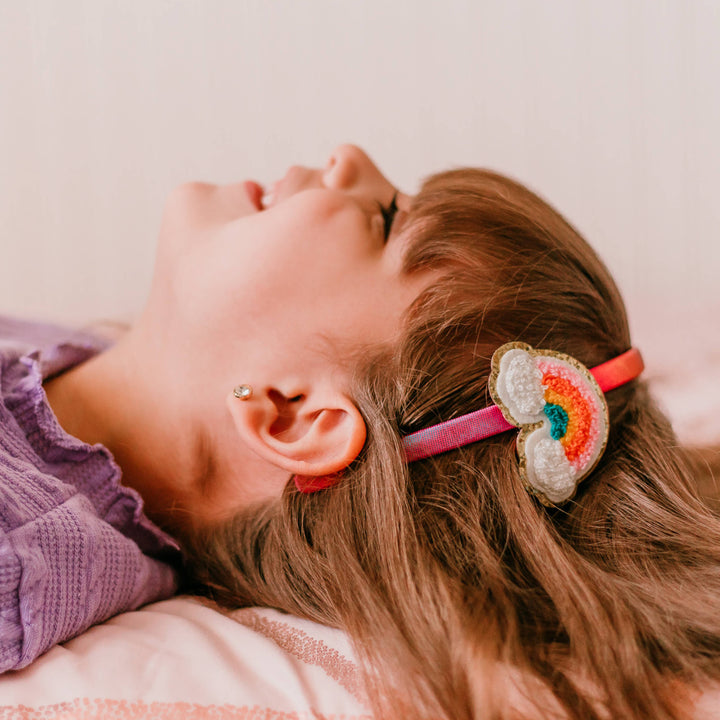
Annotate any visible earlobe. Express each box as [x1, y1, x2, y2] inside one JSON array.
[[226, 384, 367, 477]]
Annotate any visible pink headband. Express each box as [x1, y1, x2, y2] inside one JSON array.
[[403, 343, 644, 504], [403, 346, 644, 461], [295, 344, 644, 504]]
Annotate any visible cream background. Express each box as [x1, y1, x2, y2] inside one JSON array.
[[1, 0, 718, 341]]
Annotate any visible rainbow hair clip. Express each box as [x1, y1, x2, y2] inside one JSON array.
[[490, 343, 607, 504], [402, 342, 644, 505]]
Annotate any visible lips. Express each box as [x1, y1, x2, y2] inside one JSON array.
[[243, 180, 265, 211]]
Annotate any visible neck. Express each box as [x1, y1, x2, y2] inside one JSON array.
[[43, 329, 206, 533]]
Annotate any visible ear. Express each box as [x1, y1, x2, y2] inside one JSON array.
[[226, 383, 367, 477]]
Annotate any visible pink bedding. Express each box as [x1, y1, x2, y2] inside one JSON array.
[[0, 598, 370, 718]]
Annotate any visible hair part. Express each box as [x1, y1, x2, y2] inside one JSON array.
[[182, 168, 720, 719]]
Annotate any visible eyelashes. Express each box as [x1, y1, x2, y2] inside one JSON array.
[[379, 192, 399, 241]]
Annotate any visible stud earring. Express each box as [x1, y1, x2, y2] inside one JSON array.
[[233, 385, 253, 400]]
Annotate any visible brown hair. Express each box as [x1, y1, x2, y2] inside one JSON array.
[[182, 169, 720, 719]]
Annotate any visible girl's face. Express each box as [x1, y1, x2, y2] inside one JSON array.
[[146, 145, 426, 386]]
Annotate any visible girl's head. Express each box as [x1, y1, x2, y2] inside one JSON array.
[[133, 145, 434, 524], [141, 143, 628, 526], [175, 148, 718, 719]]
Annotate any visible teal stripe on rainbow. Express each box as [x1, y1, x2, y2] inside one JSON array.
[[543, 403, 568, 440]]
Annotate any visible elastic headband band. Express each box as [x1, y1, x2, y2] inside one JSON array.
[[402, 347, 644, 463]]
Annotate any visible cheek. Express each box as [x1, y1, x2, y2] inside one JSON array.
[[295, 275, 414, 353], [161, 190, 385, 342], [221, 200, 373, 302]]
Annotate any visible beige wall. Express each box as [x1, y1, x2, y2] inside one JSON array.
[[1, 0, 718, 333]]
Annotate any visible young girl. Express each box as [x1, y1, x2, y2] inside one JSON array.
[[2, 145, 719, 719]]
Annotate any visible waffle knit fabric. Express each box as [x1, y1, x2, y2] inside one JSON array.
[[0, 316, 179, 673]]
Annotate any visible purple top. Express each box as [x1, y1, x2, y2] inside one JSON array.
[[0, 316, 179, 673]]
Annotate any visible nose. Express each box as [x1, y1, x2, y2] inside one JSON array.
[[322, 144, 389, 194]]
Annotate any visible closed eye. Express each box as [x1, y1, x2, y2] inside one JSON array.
[[379, 193, 399, 242]]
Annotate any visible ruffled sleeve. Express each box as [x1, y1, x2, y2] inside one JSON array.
[[0, 318, 180, 673]]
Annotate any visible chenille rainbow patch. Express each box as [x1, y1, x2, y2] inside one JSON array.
[[488, 342, 609, 505]]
